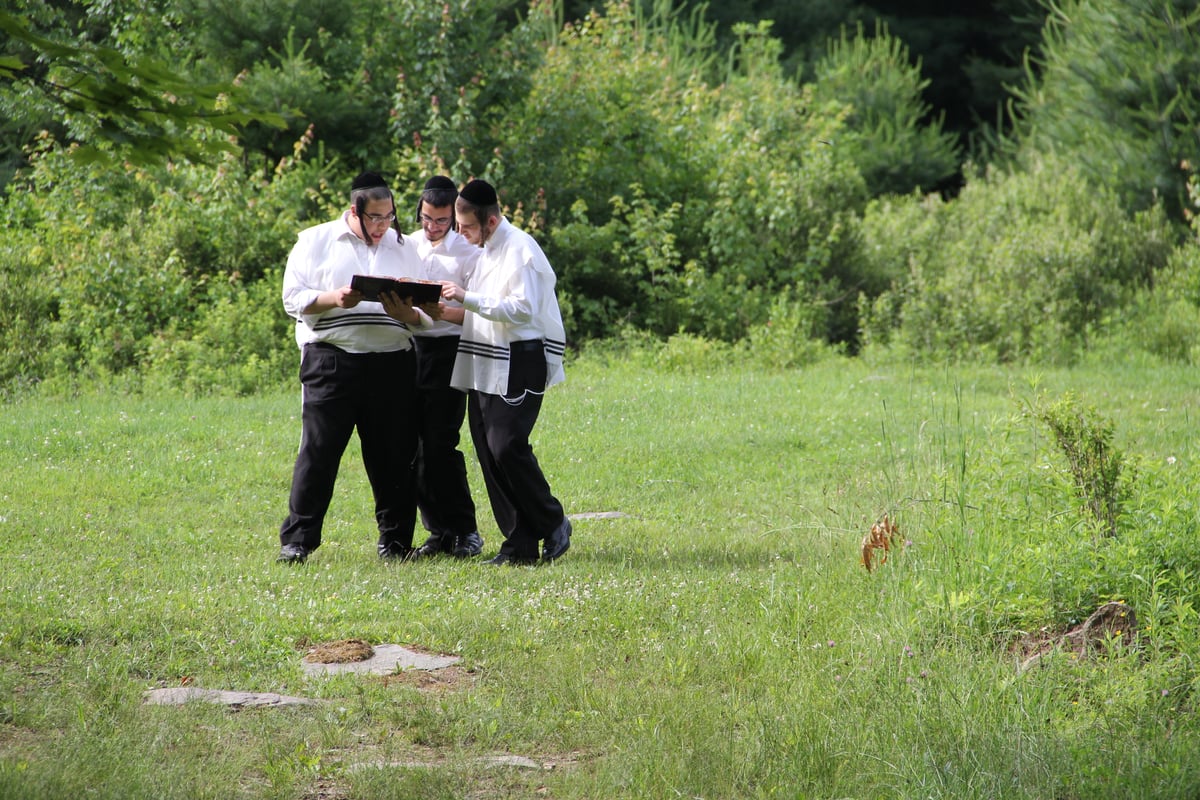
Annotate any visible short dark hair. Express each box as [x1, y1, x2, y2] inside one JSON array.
[[415, 187, 459, 229]]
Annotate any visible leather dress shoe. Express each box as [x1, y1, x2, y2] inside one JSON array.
[[378, 542, 418, 562], [485, 552, 537, 566], [542, 518, 572, 562], [416, 533, 455, 557], [277, 543, 310, 564], [453, 531, 484, 558]]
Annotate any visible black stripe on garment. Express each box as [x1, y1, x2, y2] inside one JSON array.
[[457, 340, 510, 360], [545, 338, 565, 357], [309, 312, 410, 332]]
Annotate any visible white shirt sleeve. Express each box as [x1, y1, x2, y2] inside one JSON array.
[[463, 257, 539, 324], [281, 231, 324, 322]]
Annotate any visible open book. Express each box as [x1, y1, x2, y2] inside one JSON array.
[[351, 275, 442, 305]]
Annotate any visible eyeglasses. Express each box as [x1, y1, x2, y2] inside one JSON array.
[[363, 212, 397, 224], [419, 213, 452, 227]]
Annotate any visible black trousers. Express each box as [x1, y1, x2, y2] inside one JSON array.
[[467, 340, 564, 560], [279, 344, 418, 551], [413, 335, 477, 537]]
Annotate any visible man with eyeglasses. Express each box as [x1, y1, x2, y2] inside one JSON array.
[[409, 176, 484, 559], [277, 171, 441, 565]]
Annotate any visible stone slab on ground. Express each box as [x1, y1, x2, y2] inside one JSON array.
[[144, 687, 318, 708], [302, 643, 461, 677], [348, 754, 542, 771]]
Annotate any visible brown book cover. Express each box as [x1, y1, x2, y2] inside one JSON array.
[[351, 275, 442, 305]]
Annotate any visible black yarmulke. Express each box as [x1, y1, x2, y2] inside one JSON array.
[[459, 179, 497, 206], [423, 175, 457, 192], [351, 171, 388, 191]]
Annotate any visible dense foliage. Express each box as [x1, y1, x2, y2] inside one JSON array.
[[1003, 0, 1200, 221], [0, 0, 1199, 399]]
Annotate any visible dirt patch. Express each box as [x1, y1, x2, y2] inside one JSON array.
[[379, 664, 477, 693], [302, 639, 375, 664], [1014, 601, 1138, 673], [299, 778, 351, 800]]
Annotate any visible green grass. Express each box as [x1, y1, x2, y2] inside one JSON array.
[[2, 356, 1200, 798]]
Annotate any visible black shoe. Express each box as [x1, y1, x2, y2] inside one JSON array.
[[542, 518, 572, 562], [277, 543, 310, 564], [378, 542, 418, 562], [453, 531, 484, 558], [485, 552, 537, 566], [416, 533, 454, 558]]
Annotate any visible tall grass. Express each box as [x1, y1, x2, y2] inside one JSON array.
[[1, 357, 1198, 798]]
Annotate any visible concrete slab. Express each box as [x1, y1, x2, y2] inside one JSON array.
[[302, 643, 461, 677]]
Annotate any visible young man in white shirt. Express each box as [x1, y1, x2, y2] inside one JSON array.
[[440, 179, 571, 565], [409, 176, 484, 559], [277, 171, 440, 564]]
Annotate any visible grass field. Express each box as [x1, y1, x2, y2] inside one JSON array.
[[2, 355, 1199, 799]]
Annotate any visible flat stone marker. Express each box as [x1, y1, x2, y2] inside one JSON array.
[[302, 643, 461, 677], [144, 687, 318, 708], [568, 511, 627, 520], [349, 754, 542, 771]]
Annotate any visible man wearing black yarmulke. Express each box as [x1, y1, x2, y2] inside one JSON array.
[[276, 171, 442, 565], [440, 179, 572, 566], [410, 176, 484, 559]]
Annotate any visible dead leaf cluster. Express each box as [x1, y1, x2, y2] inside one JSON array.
[[861, 513, 899, 572]]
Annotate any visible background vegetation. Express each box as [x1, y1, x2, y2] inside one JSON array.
[[2, 0, 1199, 400]]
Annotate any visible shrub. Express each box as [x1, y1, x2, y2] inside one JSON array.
[[683, 22, 870, 347], [861, 155, 1176, 362], [0, 131, 332, 396], [1030, 392, 1130, 538], [549, 189, 688, 341], [142, 271, 296, 396], [741, 289, 842, 370]]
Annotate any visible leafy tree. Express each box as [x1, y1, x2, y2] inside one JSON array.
[[0, 6, 280, 170], [387, 0, 547, 188], [1004, 0, 1200, 221], [497, 0, 717, 228], [812, 20, 960, 196], [692, 21, 868, 345]]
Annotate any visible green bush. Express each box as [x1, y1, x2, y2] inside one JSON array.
[[0, 131, 332, 396], [142, 271, 296, 396], [1109, 171, 1200, 363], [549, 189, 688, 340], [861, 155, 1176, 362], [497, 1, 712, 229], [0, 229, 57, 398], [741, 289, 842, 370], [1030, 392, 1130, 538]]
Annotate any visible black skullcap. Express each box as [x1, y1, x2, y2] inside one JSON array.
[[459, 179, 497, 206], [351, 171, 388, 191], [423, 175, 457, 192]]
